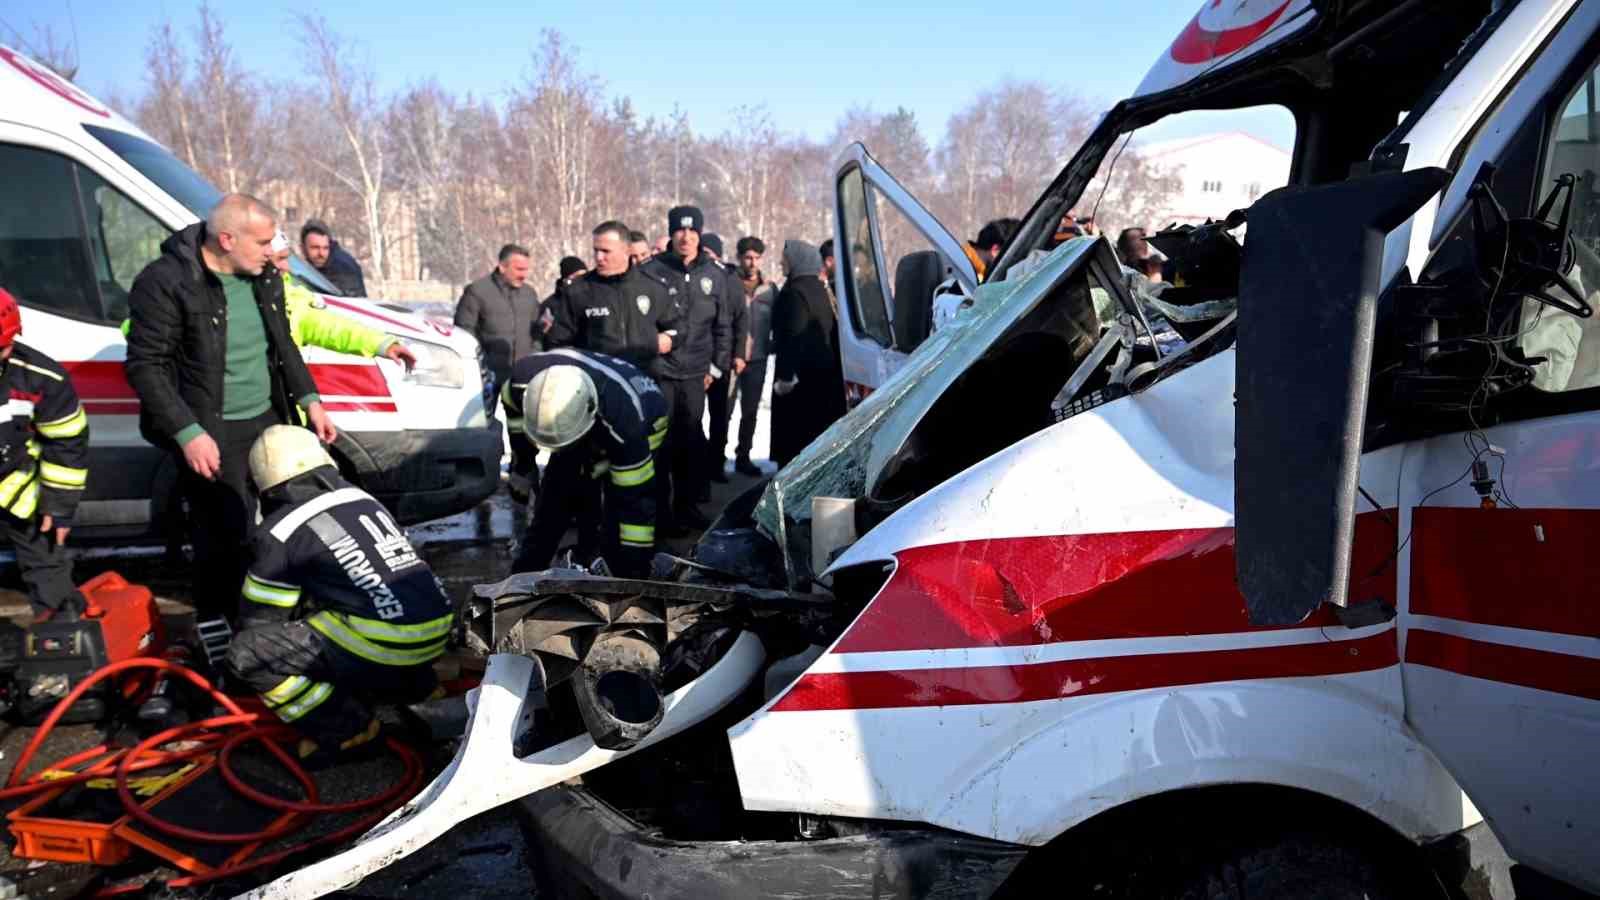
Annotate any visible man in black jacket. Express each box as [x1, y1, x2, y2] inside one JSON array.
[[454, 244, 541, 391], [299, 220, 368, 297], [126, 194, 336, 620], [546, 221, 677, 370], [638, 206, 736, 530]]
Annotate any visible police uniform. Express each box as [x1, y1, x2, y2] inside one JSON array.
[[225, 475, 452, 746], [0, 343, 90, 614], [501, 349, 668, 578], [545, 268, 677, 370], [638, 245, 735, 524]]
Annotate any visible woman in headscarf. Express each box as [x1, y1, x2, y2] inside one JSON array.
[[770, 240, 847, 467]]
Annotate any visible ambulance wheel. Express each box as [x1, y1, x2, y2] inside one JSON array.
[[1169, 832, 1424, 900], [997, 789, 1439, 900], [1003, 830, 1430, 900]]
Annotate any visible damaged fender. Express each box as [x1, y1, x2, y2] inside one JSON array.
[[237, 631, 765, 900]]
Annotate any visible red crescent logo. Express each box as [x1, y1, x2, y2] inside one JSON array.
[[1169, 0, 1295, 66], [0, 46, 110, 118]]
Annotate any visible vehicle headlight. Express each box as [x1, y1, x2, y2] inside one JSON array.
[[398, 339, 465, 389]]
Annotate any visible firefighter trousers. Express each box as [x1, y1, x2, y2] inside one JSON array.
[[225, 616, 439, 748], [0, 509, 78, 614], [513, 447, 604, 573]]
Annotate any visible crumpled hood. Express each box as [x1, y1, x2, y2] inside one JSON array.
[[753, 237, 1101, 583]]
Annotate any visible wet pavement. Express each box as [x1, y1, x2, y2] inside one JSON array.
[[0, 458, 775, 898]]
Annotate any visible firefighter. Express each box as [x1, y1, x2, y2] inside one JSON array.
[[225, 425, 452, 759], [0, 287, 91, 622], [502, 349, 668, 578]]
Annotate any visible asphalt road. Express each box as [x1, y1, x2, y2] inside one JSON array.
[[0, 460, 774, 898]]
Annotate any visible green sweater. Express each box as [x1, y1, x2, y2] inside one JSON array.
[[220, 273, 273, 421]]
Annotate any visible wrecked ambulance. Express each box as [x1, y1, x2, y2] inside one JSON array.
[[255, 1, 1600, 898]]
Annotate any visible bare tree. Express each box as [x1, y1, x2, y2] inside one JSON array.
[[137, 20, 201, 170], [512, 31, 601, 268], [191, 3, 265, 193], [297, 14, 389, 280]]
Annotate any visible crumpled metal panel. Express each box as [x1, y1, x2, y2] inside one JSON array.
[[753, 238, 1101, 583]]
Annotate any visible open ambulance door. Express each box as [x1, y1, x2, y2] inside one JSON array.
[[1389, 11, 1600, 893], [831, 143, 977, 405]]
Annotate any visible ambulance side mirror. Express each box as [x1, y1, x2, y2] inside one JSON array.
[[1234, 167, 1450, 626]]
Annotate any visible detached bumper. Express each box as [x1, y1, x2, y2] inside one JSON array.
[[341, 422, 502, 524], [519, 785, 1029, 900]]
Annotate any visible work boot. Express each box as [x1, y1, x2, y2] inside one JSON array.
[[709, 461, 730, 483], [297, 717, 383, 770], [32, 592, 87, 625], [734, 456, 762, 477]]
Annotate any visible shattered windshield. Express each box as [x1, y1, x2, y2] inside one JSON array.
[[755, 237, 1110, 581]]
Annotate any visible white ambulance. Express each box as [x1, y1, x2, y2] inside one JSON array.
[[506, 1, 1598, 898], [0, 46, 501, 540]]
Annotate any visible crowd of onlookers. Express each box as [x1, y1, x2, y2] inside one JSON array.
[[450, 207, 850, 535]]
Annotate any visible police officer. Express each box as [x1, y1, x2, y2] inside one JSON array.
[[502, 349, 668, 579], [0, 288, 90, 622], [638, 206, 736, 531], [546, 221, 677, 370], [226, 425, 453, 759]]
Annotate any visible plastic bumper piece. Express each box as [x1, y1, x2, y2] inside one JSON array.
[[520, 784, 1030, 900], [236, 631, 766, 900]]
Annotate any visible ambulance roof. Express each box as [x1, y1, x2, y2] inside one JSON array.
[[1134, 0, 1320, 100], [0, 44, 153, 142]]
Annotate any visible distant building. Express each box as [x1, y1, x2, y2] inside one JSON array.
[[1137, 131, 1291, 228]]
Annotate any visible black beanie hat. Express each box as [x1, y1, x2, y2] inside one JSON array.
[[558, 255, 586, 278], [702, 233, 724, 258], [667, 205, 704, 235]]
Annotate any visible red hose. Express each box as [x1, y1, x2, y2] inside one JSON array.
[[112, 715, 317, 844], [5, 656, 246, 788], [7, 655, 429, 890], [216, 728, 422, 815]]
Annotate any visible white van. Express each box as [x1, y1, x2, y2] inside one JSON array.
[[0, 45, 501, 539]]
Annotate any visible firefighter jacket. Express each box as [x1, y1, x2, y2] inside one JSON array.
[[0, 343, 89, 524], [546, 269, 677, 371], [241, 474, 453, 668], [638, 251, 736, 381], [282, 275, 395, 358], [501, 349, 669, 554]]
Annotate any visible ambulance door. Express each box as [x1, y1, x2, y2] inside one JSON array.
[[831, 143, 977, 404], [1397, 17, 1600, 893]]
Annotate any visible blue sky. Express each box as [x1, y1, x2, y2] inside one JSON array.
[[4, 0, 1294, 150]]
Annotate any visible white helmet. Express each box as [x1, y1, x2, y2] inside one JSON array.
[[249, 425, 336, 492], [523, 365, 598, 450]]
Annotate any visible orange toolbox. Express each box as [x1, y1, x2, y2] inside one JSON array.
[[6, 763, 203, 866]]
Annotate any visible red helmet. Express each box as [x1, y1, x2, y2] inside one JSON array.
[[0, 288, 20, 349]]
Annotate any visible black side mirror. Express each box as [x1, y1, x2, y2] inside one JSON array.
[[1235, 167, 1450, 626]]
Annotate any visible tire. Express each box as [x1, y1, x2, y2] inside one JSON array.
[[1172, 832, 1420, 900], [999, 806, 1439, 900]]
